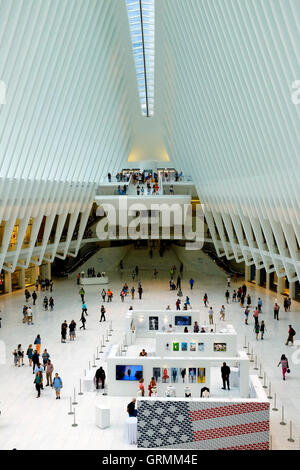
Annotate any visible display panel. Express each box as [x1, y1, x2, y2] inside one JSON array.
[[171, 367, 179, 383], [190, 342, 196, 352], [181, 342, 188, 351], [173, 342, 179, 351], [175, 315, 191, 326], [188, 367, 197, 383], [162, 368, 170, 383], [180, 368, 186, 382], [149, 316, 159, 331], [116, 365, 143, 381], [197, 367, 206, 383], [214, 342, 227, 352], [152, 367, 161, 383], [198, 342, 205, 351]]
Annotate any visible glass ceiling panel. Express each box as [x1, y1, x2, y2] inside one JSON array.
[[125, 0, 155, 117]]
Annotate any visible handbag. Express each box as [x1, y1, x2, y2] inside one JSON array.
[[287, 368, 291, 373]]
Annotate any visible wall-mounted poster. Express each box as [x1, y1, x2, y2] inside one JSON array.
[[162, 368, 170, 383], [116, 365, 143, 381], [197, 368, 206, 383], [181, 342, 188, 351], [149, 316, 159, 331], [173, 342, 179, 351], [198, 342, 205, 352], [180, 368, 186, 383], [153, 367, 161, 383], [188, 367, 197, 383], [214, 342, 227, 352], [190, 342, 196, 352], [171, 367, 179, 383]]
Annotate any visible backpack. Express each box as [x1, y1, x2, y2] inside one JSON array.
[[291, 328, 296, 336]]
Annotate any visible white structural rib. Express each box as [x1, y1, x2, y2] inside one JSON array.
[[155, 0, 300, 282]]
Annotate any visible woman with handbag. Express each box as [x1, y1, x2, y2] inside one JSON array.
[[277, 354, 289, 381]]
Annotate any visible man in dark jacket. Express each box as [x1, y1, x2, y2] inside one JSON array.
[[221, 362, 231, 390], [95, 367, 106, 389]]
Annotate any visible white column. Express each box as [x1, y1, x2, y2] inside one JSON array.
[[47, 261, 51, 279], [20, 268, 26, 289], [239, 352, 250, 398], [4, 271, 12, 293], [289, 281, 296, 300], [266, 271, 270, 290], [245, 265, 251, 282], [255, 267, 260, 285], [277, 276, 285, 295]]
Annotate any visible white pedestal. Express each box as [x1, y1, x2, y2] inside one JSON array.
[[83, 370, 95, 392], [96, 405, 110, 429], [80, 277, 109, 286]]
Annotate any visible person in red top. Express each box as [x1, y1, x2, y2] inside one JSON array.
[[286, 325, 296, 345]]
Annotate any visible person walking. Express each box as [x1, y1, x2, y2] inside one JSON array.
[[227, 276, 231, 287], [244, 306, 250, 325], [76, 273, 80, 285], [286, 325, 296, 346], [82, 301, 88, 316], [34, 371, 43, 398], [131, 286, 135, 300], [69, 320, 76, 341], [175, 299, 181, 311], [99, 305, 106, 322], [176, 276, 181, 289], [61, 320, 68, 343], [203, 293, 209, 307], [27, 306, 33, 325], [45, 359, 54, 387], [120, 290, 125, 302], [253, 308, 259, 326], [274, 303, 280, 320], [79, 287, 85, 302], [43, 296, 48, 310], [32, 290, 37, 305], [42, 349, 50, 368], [221, 362, 230, 390], [260, 320, 266, 340], [240, 294, 245, 307], [26, 344, 33, 367], [53, 373, 63, 399], [138, 285, 143, 300], [277, 354, 289, 381], [225, 290, 230, 304], [189, 278, 194, 290], [254, 322, 260, 341], [208, 307, 214, 325], [49, 297, 54, 311], [232, 290, 237, 302], [34, 334, 41, 355], [246, 294, 251, 307], [219, 305, 225, 321], [17, 344, 24, 367], [79, 313, 86, 330], [101, 289, 106, 302], [32, 350, 40, 374], [25, 289, 31, 302], [107, 289, 113, 302], [257, 297, 263, 313]]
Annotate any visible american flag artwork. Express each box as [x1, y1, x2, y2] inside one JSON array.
[[137, 400, 270, 450]]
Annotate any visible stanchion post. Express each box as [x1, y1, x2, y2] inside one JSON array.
[[250, 348, 254, 362], [247, 343, 251, 356], [254, 356, 258, 370], [92, 354, 97, 367], [72, 387, 78, 405], [78, 378, 83, 396], [280, 405, 286, 425], [106, 330, 109, 342], [267, 382, 273, 399], [288, 421, 295, 442], [243, 336, 247, 349], [259, 364, 263, 379], [72, 407, 78, 427], [96, 347, 99, 360], [68, 396, 74, 415], [272, 393, 278, 411], [84, 369, 86, 377], [263, 372, 268, 389]]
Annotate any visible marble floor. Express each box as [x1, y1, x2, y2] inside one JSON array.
[[0, 245, 300, 450]]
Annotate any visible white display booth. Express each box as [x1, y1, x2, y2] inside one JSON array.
[[106, 344, 249, 398], [155, 328, 237, 358], [125, 309, 204, 345]]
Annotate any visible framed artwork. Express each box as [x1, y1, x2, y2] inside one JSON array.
[[198, 342, 205, 352], [149, 316, 159, 331], [181, 342, 188, 351], [173, 342, 179, 351], [188, 367, 197, 383], [162, 368, 170, 383], [197, 368, 206, 383], [152, 367, 161, 383], [190, 342, 196, 352], [180, 368, 186, 383], [214, 342, 227, 352], [171, 367, 179, 383]]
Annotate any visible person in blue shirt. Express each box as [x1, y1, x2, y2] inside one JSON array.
[[53, 373, 63, 400], [189, 278, 194, 290]]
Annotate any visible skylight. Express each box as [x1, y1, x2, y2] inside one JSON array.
[[126, 0, 155, 117]]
